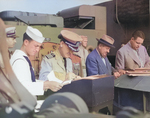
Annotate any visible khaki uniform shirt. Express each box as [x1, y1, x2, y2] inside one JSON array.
[[39, 49, 72, 81], [74, 45, 89, 77]]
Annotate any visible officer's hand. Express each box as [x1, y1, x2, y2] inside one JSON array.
[[113, 72, 121, 79], [74, 76, 82, 80], [65, 72, 77, 80], [118, 69, 126, 75], [44, 81, 63, 92], [65, 72, 82, 81]]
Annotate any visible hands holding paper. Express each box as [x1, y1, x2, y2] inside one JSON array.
[[61, 72, 81, 85], [118, 69, 126, 75], [43, 81, 63, 92], [65, 72, 82, 80], [44, 70, 82, 92]]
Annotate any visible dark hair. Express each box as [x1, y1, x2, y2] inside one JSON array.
[[23, 33, 33, 42], [97, 41, 101, 46], [58, 34, 65, 43], [132, 30, 145, 40], [97, 41, 106, 47]]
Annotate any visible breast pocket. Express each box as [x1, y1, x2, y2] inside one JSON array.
[[52, 64, 66, 81]]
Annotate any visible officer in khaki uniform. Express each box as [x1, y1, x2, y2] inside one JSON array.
[[39, 30, 82, 82], [74, 35, 89, 77]]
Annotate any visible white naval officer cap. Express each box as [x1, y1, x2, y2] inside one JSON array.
[[5, 26, 18, 38], [26, 26, 45, 43]]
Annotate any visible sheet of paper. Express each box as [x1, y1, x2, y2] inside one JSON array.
[[62, 80, 72, 85], [47, 70, 63, 83], [35, 100, 44, 112]]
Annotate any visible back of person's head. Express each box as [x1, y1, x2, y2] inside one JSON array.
[[58, 34, 63, 42], [97, 41, 102, 46], [132, 30, 145, 40]]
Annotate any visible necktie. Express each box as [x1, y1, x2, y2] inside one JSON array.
[[63, 58, 66, 70], [23, 56, 36, 82]]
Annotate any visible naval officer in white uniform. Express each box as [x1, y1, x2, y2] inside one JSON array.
[[10, 26, 63, 96], [0, 26, 17, 69]]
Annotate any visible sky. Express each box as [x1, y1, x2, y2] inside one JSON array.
[[0, 0, 111, 15]]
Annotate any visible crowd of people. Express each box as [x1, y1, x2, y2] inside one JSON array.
[[0, 18, 150, 97]]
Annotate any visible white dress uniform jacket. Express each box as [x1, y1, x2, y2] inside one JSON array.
[[10, 50, 44, 95]]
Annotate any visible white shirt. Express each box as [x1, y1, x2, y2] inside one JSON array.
[[10, 50, 44, 95], [102, 58, 106, 66], [96, 48, 106, 66]]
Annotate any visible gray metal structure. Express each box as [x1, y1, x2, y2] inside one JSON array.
[[0, 11, 63, 27], [115, 75, 150, 92], [57, 5, 95, 29], [15, 16, 63, 27], [57, 75, 115, 114], [114, 75, 150, 114]]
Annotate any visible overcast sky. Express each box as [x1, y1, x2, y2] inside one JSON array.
[[0, 0, 111, 15]]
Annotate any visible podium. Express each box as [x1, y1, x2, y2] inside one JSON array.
[[57, 74, 115, 113], [114, 74, 150, 114]]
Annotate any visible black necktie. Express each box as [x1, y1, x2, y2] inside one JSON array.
[[23, 56, 36, 82], [63, 58, 66, 70]]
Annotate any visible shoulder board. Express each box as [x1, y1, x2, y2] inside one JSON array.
[[45, 53, 55, 59], [72, 54, 81, 58]]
